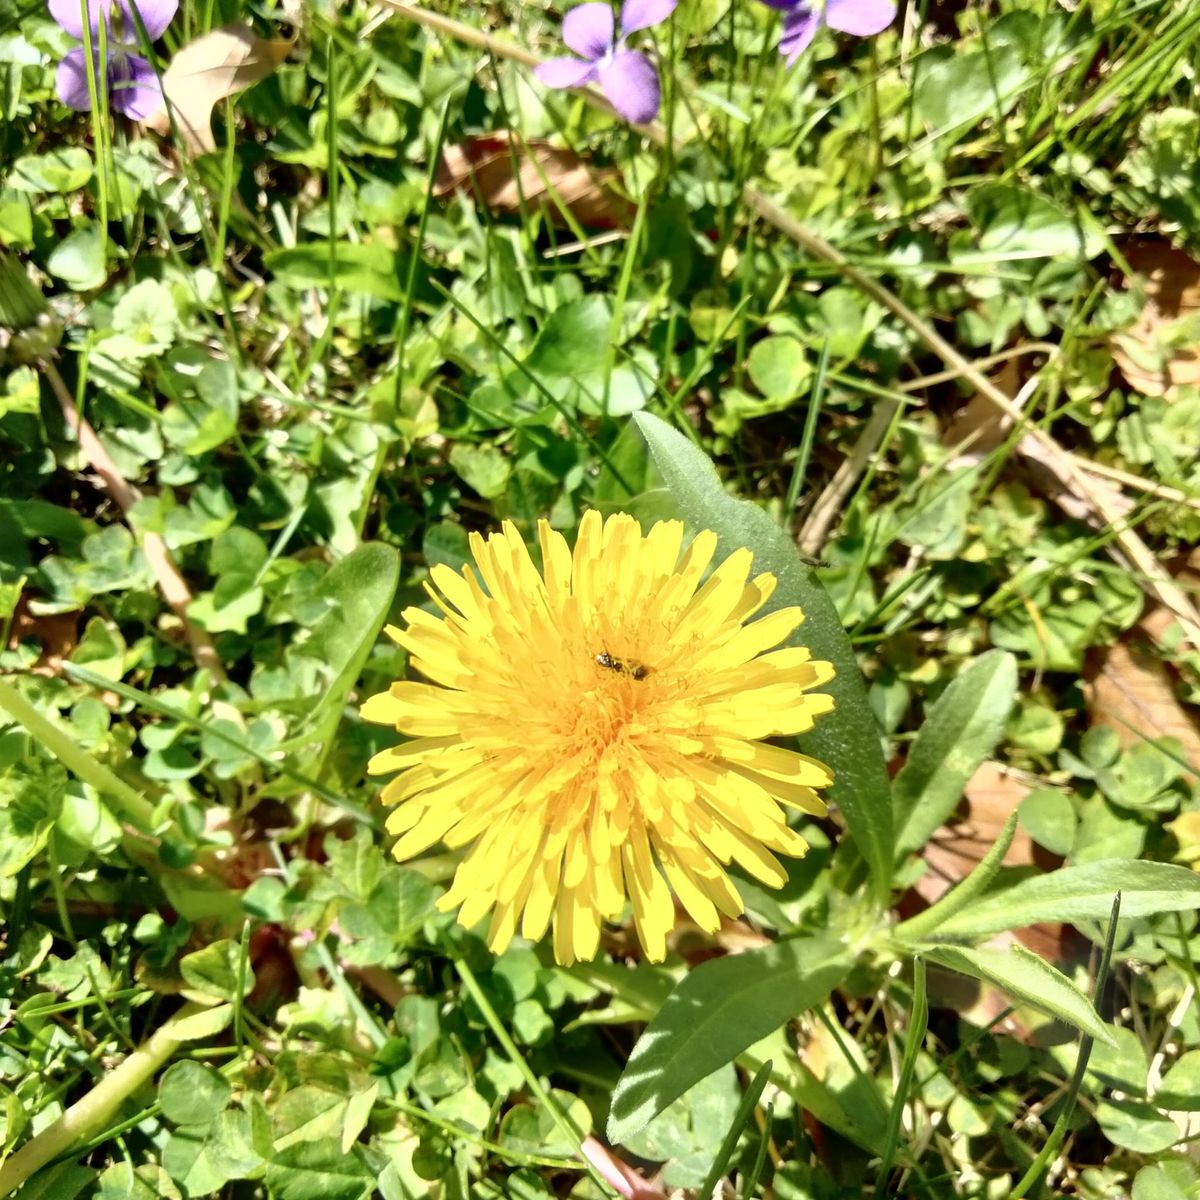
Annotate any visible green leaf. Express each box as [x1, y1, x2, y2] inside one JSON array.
[[1019, 787, 1076, 856], [9, 148, 94, 193], [179, 939, 253, 1003], [13, 1162, 97, 1200], [933, 860, 1200, 938], [265, 1140, 374, 1200], [632, 411, 894, 904], [264, 243, 403, 300], [968, 183, 1101, 261], [280, 542, 399, 768], [913, 43, 1027, 133], [746, 336, 810, 402], [525, 296, 610, 380], [158, 1061, 232, 1126], [1096, 1098, 1181, 1155], [96, 1164, 180, 1200], [47, 226, 107, 291], [923, 943, 1114, 1044], [607, 933, 851, 1144], [1132, 1157, 1200, 1200], [0, 757, 65, 877], [1156, 1050, 1200, 1110], [894, 650, 1018, 857], [894, 811, 1019, 942]]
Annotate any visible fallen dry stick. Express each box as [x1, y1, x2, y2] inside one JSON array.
[[42, 358, 227, 682]]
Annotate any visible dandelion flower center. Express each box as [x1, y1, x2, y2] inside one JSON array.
[[360, 511, 837, 965]]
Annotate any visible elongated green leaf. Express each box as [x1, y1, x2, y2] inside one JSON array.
[[894, 650, 1018, 857], [934, 860, 1200, 938], [607, 934, 851, 1144], [264, 243, 403, 301], [924, 943, 1114, 1045], [893, 811, 1018, 942], [632, 412, 893, 906], [282, 541, 400, 768]]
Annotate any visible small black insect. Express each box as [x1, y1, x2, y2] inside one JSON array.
[[595, 651, 650, 680]]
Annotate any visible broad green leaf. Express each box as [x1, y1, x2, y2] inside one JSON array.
[[894, 650, 1018, 857], [265, 243, 403, 300], [525, 296, 611, 380], [47, 225, 107, 291], [14, 1162, 97, 1200], [265, 1140, 373, 1200], [281, 542, 399, 767], [180, 939, 253, 1003], [9, 148, 94, 193], [923, 944, 1113, 1044], [1156, 1050, 1200, 1111], [1132, 1157, 1200, 1200], [169, 1003, 234, 1042], [746, 336, 809, 402], [158, 1061, 232, 1126], [607, 933, 851, 1144], [1096, 1099, 1181, 1155], [632, 412, 893, 905], [933, 860, 1200, 938]]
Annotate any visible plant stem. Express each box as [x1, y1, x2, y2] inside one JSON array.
[[0, 677, 157, 832], [39, 357, 226, 681], [0, 1003, 210, 1197]]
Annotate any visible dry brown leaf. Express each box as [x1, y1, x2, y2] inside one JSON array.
[[1110, 239, 1200, 399], [1085, 554, 1200, 769], [435, 134, 633, 229], [6, 596, 79, 677], [142, 24, 292, 154]]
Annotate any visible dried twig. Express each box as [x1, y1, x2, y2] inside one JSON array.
[[41, 358, 227, 681]]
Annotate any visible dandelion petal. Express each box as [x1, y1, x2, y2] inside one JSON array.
[[562, 2, 614, 59], [534, 55, 600, 90], [55, 46, 96, 110], [598, 50, 660, 124], [779, 5, 820, 62], [620, 0, 677, 34], [824, 0, 896, 36], [109, 53, 162, 119]]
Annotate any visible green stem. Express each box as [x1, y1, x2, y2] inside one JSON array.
[[0, 1003, 208, 1197], [454, 959, 617, 1197], [0, 677, 158, 832]]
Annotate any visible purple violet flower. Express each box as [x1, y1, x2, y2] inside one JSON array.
[[535, 0, 677, 126], [758, 0, 896, 64], [48, 0, 177, 119]]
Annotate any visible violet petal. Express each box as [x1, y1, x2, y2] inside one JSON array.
[[755, 0, 798, 10], [779, 5, 820, 62], [562, 3, 614, 59], [824, 0, 896, 36], [534, 55, 601, 89], [620, 0, 676, 35], [119, 0, 177, 42], [109, 52, 163, 118], [55, 44, 96, 109], [597, 50, 659, 124], [48, 0, 108, 38]]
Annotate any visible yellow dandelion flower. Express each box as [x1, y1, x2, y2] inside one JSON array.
[[360, 511, 836, 966]]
